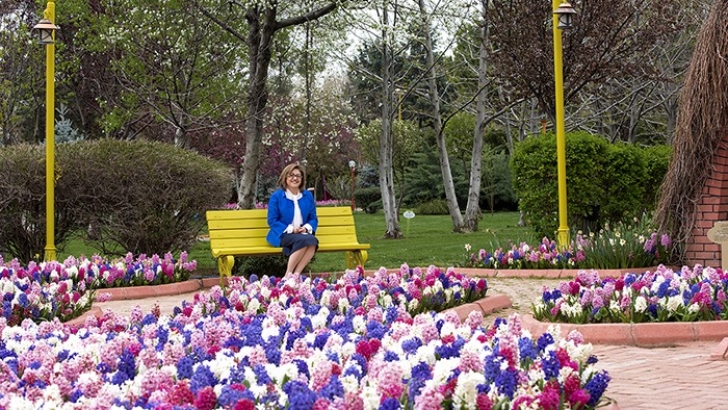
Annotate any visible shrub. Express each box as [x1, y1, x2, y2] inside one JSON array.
[[415, 198, 449, 215], [0, 144, 88, 262], [511, 132, 669, 237], [641, 144, 672, 207], [600, 143, 646, 224], [234, 255, 289, 278], [355, 186, 382, 213], [78, 140, 232, 256], [0, 140, 232, 262]]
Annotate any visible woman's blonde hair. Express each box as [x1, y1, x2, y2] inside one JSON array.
[[278, 163, 306, 189]]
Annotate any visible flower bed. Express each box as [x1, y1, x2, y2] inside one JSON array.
[[0, 266, 611, 409], [533, 264, 728, 324], [0, 257, 94, 325], [463, 218, 671, 270], [88, 252, 197, 289], [0, 252, 197, 324]]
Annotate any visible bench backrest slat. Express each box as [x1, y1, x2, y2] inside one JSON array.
[[206, 207, 365, 249]]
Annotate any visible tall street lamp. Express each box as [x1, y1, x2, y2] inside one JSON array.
[[33, 2, 60, 261], [553, 1, 576, 248], [349, 160, 356, 211]]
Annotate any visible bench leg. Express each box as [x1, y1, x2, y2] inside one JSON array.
[[217, 255, 234, 287], [345, 250, 368, 269]]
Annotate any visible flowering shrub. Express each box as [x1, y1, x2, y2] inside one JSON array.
[[533, 264, 728, 324], [0, 267, 611, 409], [463, 219, 672, 270]]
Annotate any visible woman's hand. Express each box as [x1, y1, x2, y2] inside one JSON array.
[[293, 226, 307, 234]]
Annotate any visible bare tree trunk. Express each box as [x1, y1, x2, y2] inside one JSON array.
[[464, 0, 490, 231], [417, 0, 464, 232], [190, 1, 339, 209], [380, 1, 402, 239], [238, 9, 272, 209], [301, 22, 313, 164]]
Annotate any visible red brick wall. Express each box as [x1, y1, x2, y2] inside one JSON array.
[[686, 140, 728, 267]]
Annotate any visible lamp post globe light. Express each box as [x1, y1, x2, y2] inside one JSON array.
[[349, 160, 356, 211], [33, 1, 60, 261], [552, 1, 575, 248]]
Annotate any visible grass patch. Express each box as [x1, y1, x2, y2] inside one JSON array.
[[310, 211, 536, 273], [54, 211, 536, 275]]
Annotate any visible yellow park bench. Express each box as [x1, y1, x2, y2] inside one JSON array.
[[206, 207, 370, 285]]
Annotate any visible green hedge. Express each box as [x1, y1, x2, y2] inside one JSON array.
[[511, 132, 670, 238], [0, 140, 232, 262]]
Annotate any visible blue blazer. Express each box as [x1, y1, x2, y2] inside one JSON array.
[[266, 189, 318, 247]]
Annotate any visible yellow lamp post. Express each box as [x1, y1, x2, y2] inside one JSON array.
[[33, 2, 60, 261], [552, 1, 576, 248]]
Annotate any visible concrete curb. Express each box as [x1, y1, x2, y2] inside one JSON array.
[[522, 314, 728, 347], [443, 294, 513, 322], [94, 278, 224, 302], [63, 307, 103, 327]]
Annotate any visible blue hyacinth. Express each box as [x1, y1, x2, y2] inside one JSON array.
[[537, 332, 555, 352], [283, 380, 317, 410], [585, 371, 612, 406]]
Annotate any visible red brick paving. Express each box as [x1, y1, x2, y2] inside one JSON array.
[[594, 342, 728, 409]]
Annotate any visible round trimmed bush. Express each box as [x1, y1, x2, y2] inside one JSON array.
[[0, 140, 232, 261]]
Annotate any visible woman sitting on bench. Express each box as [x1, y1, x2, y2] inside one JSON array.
[[266, 163, 319, 277]]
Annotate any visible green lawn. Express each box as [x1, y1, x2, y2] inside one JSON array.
[[55, 211, 537, 275], [316, 211, 538, 273]]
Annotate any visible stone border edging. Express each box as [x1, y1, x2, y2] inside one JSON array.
[[63, 307, 103, 327], [521, 314, 728, 347], [94, 278, 223, 301], [443, 294, 512, 322]]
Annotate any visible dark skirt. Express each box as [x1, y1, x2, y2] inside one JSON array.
[[280, 233, 319, 257]]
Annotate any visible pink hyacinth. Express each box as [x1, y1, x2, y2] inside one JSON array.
[[569, 389, 591, 407], [344, 392, 365, 410], [414, 384, 445, 410], [620, 294, 631, 309], [390, 323, 412, 341], [441, 310, 461, 326], [312, 361, 334, 391], [538, 380, 562, 410], [377, 362, 404, 398], [459, 349, 482, 372], [267, 303, 288, 326], [506, 314, 523, 337], [579, 289, 594, 305], [465, 310, 483, 331], [248, 345, 268, 367], [420, 323, 440, 344], [367, 307, 384, 323]]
